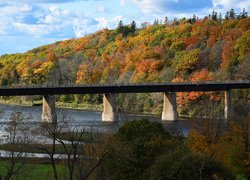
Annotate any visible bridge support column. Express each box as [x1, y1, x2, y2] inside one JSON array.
[[102, 93, 116, 122], [162, 92, 178, 121], [42, 95, 57, 123], [224, 90, 232, 120]]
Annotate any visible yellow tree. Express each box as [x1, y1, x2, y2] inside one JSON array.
[[228, 115, 250, 175], [187, 119, 233, 172], [172, 49, 200, 76]]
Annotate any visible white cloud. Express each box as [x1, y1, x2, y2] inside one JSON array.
[[38, 6, 72, 24], [13, 23, 55, 37], [0, 2, 98, 38], [5, 6, 97, 38], [96, 17, 109, 29], [131, 0, 157, 14], [97, 4, 106, 13], [212, 0, 250, 11], [131, 0, 249, 16], [0, 3, 33, 17], [120, 0, 126, 6], [0, 0, 93, 4], [0, 3, 36, 36], [96, 15, 123, 30]]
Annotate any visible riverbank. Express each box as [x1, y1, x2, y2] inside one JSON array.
[[0, 98, 103, 112]]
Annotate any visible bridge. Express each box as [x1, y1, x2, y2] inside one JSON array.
[[0, 80, 250, 122]]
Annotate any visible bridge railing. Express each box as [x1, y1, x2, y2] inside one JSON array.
[[0, 80, 249, 89]]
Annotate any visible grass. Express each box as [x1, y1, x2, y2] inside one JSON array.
[[0, 97, 32, 106], [0, 162, 66, 180], [236, 175, 247, 180], [56, 101, 102, 111]]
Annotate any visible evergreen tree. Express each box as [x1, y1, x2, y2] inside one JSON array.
[[219, 13, 222, 21], [153, 19, 159, 25], [123, 26, 131, 36], [229, 9, 236, 19], [117, 20, 124, 33], [242, 8, 248, 18], [130, 20, 136, 33], [225, 11, 229, 20], [118, 20, 124, 28], [164, 16, 168, 25], [189, 14, 197, 24], [239, 8, 248, 19], [117, 20, 137, 37], [211, 10, 218, 21], [173, 17, 179, 25]]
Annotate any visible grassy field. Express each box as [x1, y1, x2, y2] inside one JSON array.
[[0, 163, 66, 180]]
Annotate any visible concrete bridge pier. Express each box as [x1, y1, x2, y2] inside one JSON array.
[[102, 93, 117, 122], [224, 90, 232, 120], [42, 95, 57, 123], [162, 92, 178, 121]]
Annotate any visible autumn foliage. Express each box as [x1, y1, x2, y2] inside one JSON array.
[[0, 15, 249, 114]]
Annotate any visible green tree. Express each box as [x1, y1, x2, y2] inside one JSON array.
[[172, 49, 200, 76], [153, 19, 159, 25], [104, 119, 170, 179], [103, 119, 234, 179], [164, 16, 168, 25], [210, 10, 218, 21], [150, 153, 234, 180], [225, 11, 229, 20], [130, 20, 136, 33], [189, 14, 197, 24], [219, 13, 223, 21], [239, 8, 248, 19], [235, 30, 250, 61], [229, 9, 236, 19], [117, 20, 124, 32], [116, 20, 135, 37]]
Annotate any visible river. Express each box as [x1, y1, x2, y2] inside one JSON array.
[[0, 104, 192, 136], [0, 104, 195, 158]]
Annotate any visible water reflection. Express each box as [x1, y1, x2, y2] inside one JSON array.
[[0, 104, 192, 137], [0, 150, 67, 159]]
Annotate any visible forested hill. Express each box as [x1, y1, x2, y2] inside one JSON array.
[[0, 15, 249, 87]]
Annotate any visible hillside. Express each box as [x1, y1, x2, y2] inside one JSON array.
[[0, 15, 249, 116]]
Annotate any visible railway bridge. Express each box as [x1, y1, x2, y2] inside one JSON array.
[[0, 81, 249, 122]]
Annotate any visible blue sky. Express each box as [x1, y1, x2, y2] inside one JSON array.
[[0, 0, 249, 55]]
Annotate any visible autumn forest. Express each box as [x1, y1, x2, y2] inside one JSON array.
[[0, 8, 249, 179], [0, 9, 249, 116]]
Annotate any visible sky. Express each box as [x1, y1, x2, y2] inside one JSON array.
[[0, 0, 249, 55]]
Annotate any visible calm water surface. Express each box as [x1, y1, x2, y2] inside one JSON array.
[[0, 104, 192, 136], [0, 104, 195, 157]]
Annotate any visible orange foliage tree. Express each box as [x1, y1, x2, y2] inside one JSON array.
[[187, 119, 235, 173], [132, 59, 163, 83]]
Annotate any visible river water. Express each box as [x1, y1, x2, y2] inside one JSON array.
[[0, 104, 194, 158], [0, 104, 192, 136]]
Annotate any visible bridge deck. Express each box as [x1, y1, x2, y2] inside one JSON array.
[[0, 81, 249, 96]]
